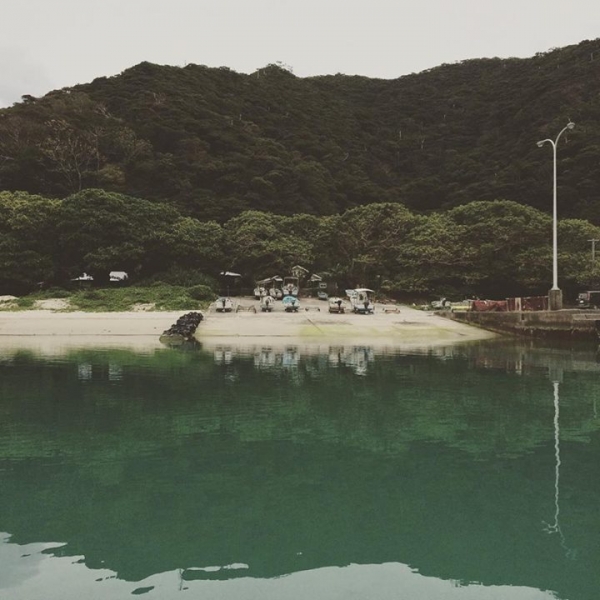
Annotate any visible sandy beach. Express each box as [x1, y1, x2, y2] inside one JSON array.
[[0, 298, 496, 355]]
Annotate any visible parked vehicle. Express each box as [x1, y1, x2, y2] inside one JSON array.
[[577, 290, 600, 309]]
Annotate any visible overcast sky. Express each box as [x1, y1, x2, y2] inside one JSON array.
[[1, 0, 599, 107]]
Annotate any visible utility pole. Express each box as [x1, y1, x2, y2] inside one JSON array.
[[589, 239, 599, 265]]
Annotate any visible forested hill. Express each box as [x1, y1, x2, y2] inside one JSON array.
[[1, 38, 600, 223]]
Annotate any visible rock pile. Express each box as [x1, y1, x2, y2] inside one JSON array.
[[161, 311, 204, 341]]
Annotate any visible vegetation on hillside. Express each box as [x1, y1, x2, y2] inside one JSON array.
[[2, 40, 600, 300], [1, 40, 600, 222]]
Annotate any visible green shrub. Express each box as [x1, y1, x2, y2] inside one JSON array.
[[16, 297, 35, 308], [140, 268, 218, 289], [42, 287, 71, 298], [157, 295, 200, 310], [12, 285, 211, 312], [187, 284, 216, 301]]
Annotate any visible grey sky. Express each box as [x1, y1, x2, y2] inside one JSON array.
[[1, 0, 599, 107]]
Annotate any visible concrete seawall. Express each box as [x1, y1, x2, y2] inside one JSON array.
[[445, 310, 600, 341]]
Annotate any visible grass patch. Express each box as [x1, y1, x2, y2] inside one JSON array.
[[70, 285, 208, 311], [6, 285, 215, 312], [15, 297, 36, 309]]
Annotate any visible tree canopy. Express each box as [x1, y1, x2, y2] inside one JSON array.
[[1, 40, 600, 223], [1, 191, 599, 300]]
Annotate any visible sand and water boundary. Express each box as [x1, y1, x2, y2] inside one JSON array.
[[0, 299, 497, 355]]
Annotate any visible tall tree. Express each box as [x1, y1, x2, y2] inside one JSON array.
[[56, 189, 180, 284], [0, 191, 60, 293]]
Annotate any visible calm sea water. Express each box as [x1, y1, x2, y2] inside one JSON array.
[[1, 339, 599, 600]]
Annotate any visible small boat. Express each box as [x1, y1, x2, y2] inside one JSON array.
[[328, 297, 347, 313], [270, 286, 283, 300], [255, 276, 283, 299], [253, 286, 266, 300], [260, 295, 275, 312], [347, 288, 375, 314], [282, 276, 299, 297], [282, 295, 300, 312], [215, 297, 234, 312]]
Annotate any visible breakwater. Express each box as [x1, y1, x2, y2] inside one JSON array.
[[445, 309, 600, 341], [159, 311, 204, 344]]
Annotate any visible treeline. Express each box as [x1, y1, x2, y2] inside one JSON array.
[[1, 39, 600, 223], [2, 189, 599, 300]]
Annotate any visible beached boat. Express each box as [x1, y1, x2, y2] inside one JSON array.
[[328, 297, 347, 313], [260, 295, 275, 312], [282, 276, 299, 297], [215, 297, 234, 312], [270, 286, 283, 300], [255, 276, 283, 300], [282, 295, 300, 312], [346, 288, 375, 314]]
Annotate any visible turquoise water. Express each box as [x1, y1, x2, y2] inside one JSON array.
[[1, 340, 599, 599]]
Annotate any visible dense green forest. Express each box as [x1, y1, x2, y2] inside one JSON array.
[[1, 39, 600, 298], [2, 189, 600, 300]]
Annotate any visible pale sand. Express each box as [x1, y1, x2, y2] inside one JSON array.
[[0, 301, 496, 356]]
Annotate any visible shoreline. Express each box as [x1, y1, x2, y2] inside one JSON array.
[[0, 302, 497, 355]]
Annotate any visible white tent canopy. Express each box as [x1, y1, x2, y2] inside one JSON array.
[[71, 271, 129, 282]]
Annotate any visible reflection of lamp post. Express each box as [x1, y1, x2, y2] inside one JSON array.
[[544, 382, 562, 535], [543, 381, 575, 559], [537, 122, 575, 311]]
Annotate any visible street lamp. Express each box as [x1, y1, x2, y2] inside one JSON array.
[[537, 122, 575, 310]]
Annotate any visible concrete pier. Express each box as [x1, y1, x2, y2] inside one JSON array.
[[445, 309, 600, 341], [548, 289, 563, 311]]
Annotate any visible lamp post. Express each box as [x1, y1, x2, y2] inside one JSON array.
[[537, 122, 575, 310]]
